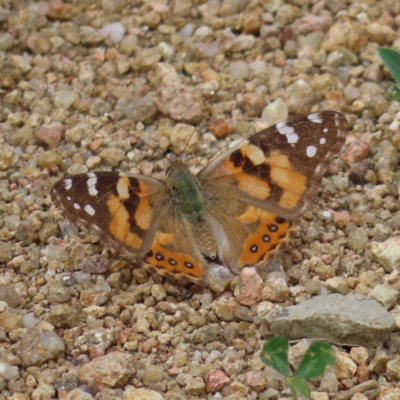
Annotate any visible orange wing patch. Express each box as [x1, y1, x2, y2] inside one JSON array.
[[107, 196, 143, 248], [145, 231, 204, 283], [236, 174, 271, 200], [106, 176, 155, 250], [215, 147, 272, 200], [206, 146, 309, 208], [266, 151, 307, 209], [237, 206, 293, 267]]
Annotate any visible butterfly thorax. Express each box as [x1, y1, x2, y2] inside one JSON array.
[[167, 164, 218, 259], [168, 166, 205, 215]]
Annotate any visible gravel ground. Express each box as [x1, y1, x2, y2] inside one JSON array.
[[1, 0, 400, 399]]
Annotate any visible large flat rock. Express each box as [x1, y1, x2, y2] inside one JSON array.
[[263, 294, 395, 346]]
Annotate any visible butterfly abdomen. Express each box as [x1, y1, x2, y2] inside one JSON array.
[[187, 215, 218, 260]]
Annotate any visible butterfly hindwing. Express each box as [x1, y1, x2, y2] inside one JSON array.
[[143, 202, 208, 286]]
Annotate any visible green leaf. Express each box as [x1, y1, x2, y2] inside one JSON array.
[[288, 376, 311, 400], [260, 336, 291, 376], [294, 341, 335, 380], [378, 47, 400, 84], [388, 84, 400, 102]]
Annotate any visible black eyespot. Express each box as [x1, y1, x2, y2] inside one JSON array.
[[184, 261, 194, 269], [250, 244, 258, 253], [155, 252, 164, 261], [275, 216, 286, 224], [169, 258, 177, 265], [146, 250, 154, 258], [268, 224, 278, 232], [263, 234, 271, 242]]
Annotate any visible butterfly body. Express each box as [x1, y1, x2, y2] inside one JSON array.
[[167, 163, 206, 216], [51, 111, 347, 287]]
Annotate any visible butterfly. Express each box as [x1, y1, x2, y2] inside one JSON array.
[[51, 111, 347, 287]]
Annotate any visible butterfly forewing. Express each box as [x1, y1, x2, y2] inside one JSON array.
[[50, 171, 166, 257], [249, 111, 347, 214], [202, 111, 347, 219]]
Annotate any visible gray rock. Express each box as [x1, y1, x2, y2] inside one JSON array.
[[20, 332, 65, 367], [115, 94, 157, 124], [347, 227, 368, 252], [0, 241, 12, 263], [15, 220, 36, 246], [262, 294, 395, 346], [366, 237, 400, 272], [47, 282, 71, 303], [0, 287, 22, 308], [207, 264, 235, 293], [369, 284, 399, 310], [47, 304, 80, 328]]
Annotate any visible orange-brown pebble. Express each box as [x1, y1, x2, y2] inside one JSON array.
[[356, 364, 370, 383], [343, 140, 369, 166], [243, 12, 261, 35], [206, 370, 230, 393], [88, 343, 106, 359], [208, 118, 233, 138], [167, 366, 180, 376], [141, 338, 159, 354]]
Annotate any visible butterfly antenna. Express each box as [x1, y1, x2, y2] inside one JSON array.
[[105, 114, 163, 156], [179, 123, 200, 162]]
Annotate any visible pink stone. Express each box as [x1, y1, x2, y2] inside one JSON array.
[[343, 140, 369, 166], [205, 370, 230, 393], [35, 124, 65, 149], [167, 366, 179, 376], [246, 370, 267, 391], [236, 267, 263, 306], [331, 210, 350, 229]]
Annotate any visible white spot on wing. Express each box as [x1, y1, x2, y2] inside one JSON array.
[[84, 204, 95, 216], [67, 196, 71, 201], [87, 173, 98, 196], [323, 128, 328, 133], [308, 113, 322, 123], [73, 203, 80, 209], [286, 133, 299, 144], [65, 179, 72, 191], [320, 137, 326, 145], [277, 122, 294, 135], [306, 145, 317, 157]]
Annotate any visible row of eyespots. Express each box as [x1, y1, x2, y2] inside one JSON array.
[[249, 222, 280, 253], [154, 251, 194, 269]]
